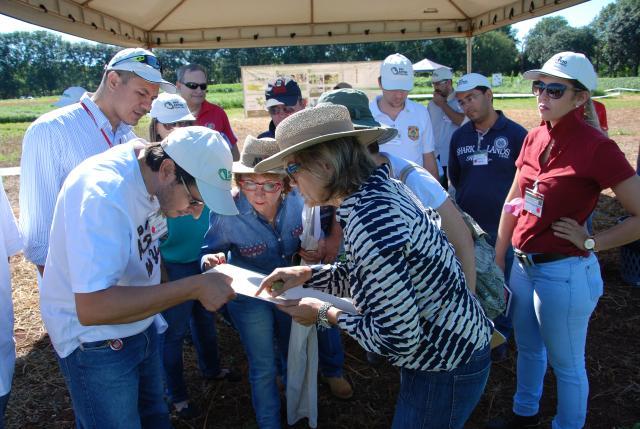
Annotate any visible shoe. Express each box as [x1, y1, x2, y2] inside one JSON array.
[[174, 401, 200, 420], [485, 412, 541, 429], [205, 367, 241, 382], [321, 375, 353, 400], [491, 343, 508, 362]]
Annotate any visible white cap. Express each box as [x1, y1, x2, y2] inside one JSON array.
[[54, 86, 86, 107], [456, 73, 491, 92], [523, 51, 597, 91], [380, 53, 414, 91], [106, 48, 176, 93], [432, 67, 453, 83], [162, 126, 238, 215], [150, 93, 195, 124]]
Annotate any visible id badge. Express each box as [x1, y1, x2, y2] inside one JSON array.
[[524, 188, 544, 217], [148, 211, 168, 242], [472, 150, 489, 166]]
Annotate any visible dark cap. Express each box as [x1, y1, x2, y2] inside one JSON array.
[[265, 77, 301, 109]]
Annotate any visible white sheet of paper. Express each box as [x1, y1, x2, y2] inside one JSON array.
[[210, 263, 357, 315]]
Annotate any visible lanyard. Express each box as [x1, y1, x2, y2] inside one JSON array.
[[80, 102, 115, 148]]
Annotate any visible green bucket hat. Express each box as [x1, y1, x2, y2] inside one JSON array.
[[316, 88, 398, 144]]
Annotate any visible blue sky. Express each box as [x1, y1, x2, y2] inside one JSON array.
[[0, 0, 615, 45]]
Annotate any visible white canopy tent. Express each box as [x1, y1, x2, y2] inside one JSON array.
[[0, 0, 587, 71], [413, 58, 449, 73]]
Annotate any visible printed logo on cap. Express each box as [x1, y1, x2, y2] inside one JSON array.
[[391, 66, 409, 76], [272, 79, 288, 94], [459, 78, 468, 85], [163, 101, 186, 110], [555, 56, 568, 67], [218, 168, 232, 181]]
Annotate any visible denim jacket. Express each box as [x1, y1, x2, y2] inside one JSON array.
[[201, 190, 304, 275]]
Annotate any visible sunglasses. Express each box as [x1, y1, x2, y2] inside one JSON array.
[[183, 82, 207, 91], [111, 54, 162, 73], [268, 105, 297, 116], [179, 176, 204, 207], [161, 121, 194, 130], [532, 80, 581, 99], [285, 162, 301, 182], [238, 179, 283, 193]]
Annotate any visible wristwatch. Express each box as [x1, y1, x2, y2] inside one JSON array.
[[316, 302, 333, 329], [584, 236, 596, 251]]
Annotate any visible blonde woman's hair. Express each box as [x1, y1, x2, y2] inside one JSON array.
[[572, 79, 606, 136]]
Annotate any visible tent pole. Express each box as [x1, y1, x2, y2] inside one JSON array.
[[466, 36, 473, 73]]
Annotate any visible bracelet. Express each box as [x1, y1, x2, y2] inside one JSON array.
[[316, 302, 333, 329]]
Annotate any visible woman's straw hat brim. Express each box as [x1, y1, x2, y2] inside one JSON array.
[[254, 104, 386, 172]]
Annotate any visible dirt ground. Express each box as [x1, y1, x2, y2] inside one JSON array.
[[3, 107, 640, 429]]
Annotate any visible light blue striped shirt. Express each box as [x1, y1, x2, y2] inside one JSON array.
[[19, 93, 136, 265]]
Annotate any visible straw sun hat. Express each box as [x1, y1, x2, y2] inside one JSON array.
[[232, 136, 284, 174], [254, 104, 386, 172]]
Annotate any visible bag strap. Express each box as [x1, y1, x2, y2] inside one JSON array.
[[398, 164, 418, 184]]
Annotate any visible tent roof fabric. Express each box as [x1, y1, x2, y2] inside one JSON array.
[[1, 0, 586, 49], [413, 58, 448, 72]]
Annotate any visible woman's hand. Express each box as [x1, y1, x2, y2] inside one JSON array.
[[551, 217, 589, 249], [256, 265, 312, 297], [202, 253, 227, 271], [277, 297, 326, 326]]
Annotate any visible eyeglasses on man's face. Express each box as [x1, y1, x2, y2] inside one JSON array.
[[183, 82, 208, 91], [179, 176, 204, 207]]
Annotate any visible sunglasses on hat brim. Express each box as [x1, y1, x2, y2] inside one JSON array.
[[111, 54, 162, 73]]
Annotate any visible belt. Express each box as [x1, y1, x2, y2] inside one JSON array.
[[514, 250, 570, 267]]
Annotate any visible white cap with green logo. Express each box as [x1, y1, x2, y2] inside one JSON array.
[[162, 126, 238, 215]]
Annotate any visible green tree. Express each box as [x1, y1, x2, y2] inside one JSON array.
[[523, 16, 571, 68], [472, 31, 519, 74], [599, 0, 640, 75]]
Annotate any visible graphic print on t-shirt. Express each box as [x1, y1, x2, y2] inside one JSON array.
[[137, 219, 160, 277]]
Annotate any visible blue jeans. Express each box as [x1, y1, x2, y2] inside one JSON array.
[[317, 327, 345, 377], [0, 391, 9, 429], [226, 295, 291, 429], [391, 345, 491, 429], [509, 253, 602, 429], [161, 260, 221, 403], [57, 324, 171, 429]]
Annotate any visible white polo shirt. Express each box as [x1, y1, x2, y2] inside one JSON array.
[[0, 181, 23, 396], [427, 92, 465, 167], [40, 143, 161, 358], [370, 97, 435, 167]]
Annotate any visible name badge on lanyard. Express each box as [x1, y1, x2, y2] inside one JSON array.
[[472, 150, 489, 165], [524, 181, 544, 217], [148, 210, 168, 242]]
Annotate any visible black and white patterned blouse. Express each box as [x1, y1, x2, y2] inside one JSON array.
[[308, 164, 492, 371]]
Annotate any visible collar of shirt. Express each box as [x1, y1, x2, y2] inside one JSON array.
[[79, 93, 133, 137], [337, 163, 392, 225], [198, 100, 217, 117], [545, 108, 586, 150]]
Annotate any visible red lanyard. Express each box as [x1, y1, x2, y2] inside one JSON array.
[[80, 102, 114, 148]]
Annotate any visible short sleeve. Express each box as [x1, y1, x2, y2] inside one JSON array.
[[421, 108, 436, 154], [405, 170, 448, 209], [590, 139, 636, 190]]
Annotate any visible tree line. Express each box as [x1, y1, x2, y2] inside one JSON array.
[[0, 0, 637, 99]]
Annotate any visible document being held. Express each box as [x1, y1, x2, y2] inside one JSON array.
[[210, 263, 357, 315]]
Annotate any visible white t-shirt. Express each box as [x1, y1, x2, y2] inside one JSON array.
[[381, 151, 448, 210], [427, 92, 465, 166], [370, 97, 435, 167], [41, 143, 161, 358], [0, 181, 23, 396]]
